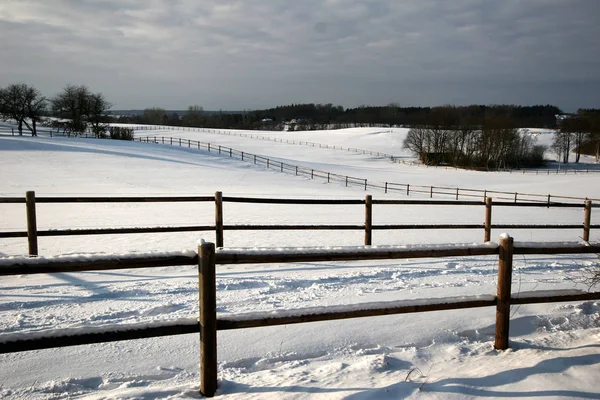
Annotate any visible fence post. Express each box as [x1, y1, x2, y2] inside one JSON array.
[[241, 152, 244, 161], [280, 162, 283, 172], [583, 200, 592, 242], [364, 179, 367, 190], [26, 191, 38, 256], [327, 173, 330, 183], [495, 234, 514, 350], [215, 192, 224, 248], [198, 241, 217, 397], [295, 166, 298, 175], [406, 184, 410, 196], [430, 186, 433, 198], [514, 192, 517, 203], [267, 159, 270, 168], [365, 195, 372, 245], [484, 197, 493, 242], [229, 148, 232, 157], [311, 169, 314, 179], [456, 188, 459, 201], [547, 194, 551, 208], [345, 176, 348, 187], [384, 182, 388, 194], [179, 138, 181, 146]]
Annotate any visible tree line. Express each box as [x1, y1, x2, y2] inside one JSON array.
[[115, 103, 563, 131], [401, 106, 600, 170], [0, 83, 111, 137], [402, 107, 547, 170]]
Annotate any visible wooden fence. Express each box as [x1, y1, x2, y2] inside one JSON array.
[[123, 125, 600, 174], [131, 134, 600, 204], [0, 192, 598, 256], [0, 237, 599, 396]]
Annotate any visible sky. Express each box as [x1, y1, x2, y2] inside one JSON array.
[[1, 0, 599, 111]]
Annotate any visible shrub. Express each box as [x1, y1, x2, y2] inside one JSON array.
[[109, 126, 134, 140]]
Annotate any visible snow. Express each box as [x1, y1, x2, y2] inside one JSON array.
[[216, 242, 499, 257], [218, 294, 497, 322], [0, 125, 599, 399], [0, 250, 197, 267]]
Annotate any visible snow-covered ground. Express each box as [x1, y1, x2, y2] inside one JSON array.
[[0, 126, 598, 399]]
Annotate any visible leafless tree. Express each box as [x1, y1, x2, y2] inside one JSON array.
[[142, 107, 167, 125], [0, 83, 46, 136], [51, 85, 92, 135], [87, 92, 112, 138], [552, 131, 573, 164], [183, 105, 203, 126], [559, 116, 589, 163]]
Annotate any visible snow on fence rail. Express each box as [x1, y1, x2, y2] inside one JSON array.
[[0, 192, 597, 256], [0, 237, 599, 397], [0, 191, 600, 256], [131, 134, 600, 203]]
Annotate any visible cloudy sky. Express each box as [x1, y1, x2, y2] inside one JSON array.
[[1, 0, 599, 111]]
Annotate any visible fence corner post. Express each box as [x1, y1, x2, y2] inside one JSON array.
[[583, 200, 592, 242], [199, 240, 217, 397], [495, 233, 514, 350], [484, 197, 493, 242], [215, 192, 224, 248], [25, 191, 38, 256], [365, 194, 372, 246]]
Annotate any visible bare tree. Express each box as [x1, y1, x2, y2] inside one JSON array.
[[183, 105, 204, 126], [142, 107, 167, 125], [559, 116, 589, 163], [51, 85, 91, 135], [0, 83, 46, 136], [552, 131, 573, 164], [22, 85, 47, 136], [87, 92, 112, 138]]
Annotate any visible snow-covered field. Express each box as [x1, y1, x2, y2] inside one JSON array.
[[0, 126, 598, 399]]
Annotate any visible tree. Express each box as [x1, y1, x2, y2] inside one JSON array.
[[0, 83, 46, 136], [559, 116, 589, 163], [552, 130, 573, 164], [22, 85, 47, 136], [183, 105, 203, 126], [142, 107, 167, 125], [87, 93, 112, 138], [51, 85, 91, 135]]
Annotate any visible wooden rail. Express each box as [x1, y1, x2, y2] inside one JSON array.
[[0, 192, 597, 255], [0, 237, 599, 397]]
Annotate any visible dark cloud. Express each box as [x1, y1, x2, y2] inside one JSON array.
[[0, 0, 598, 110]]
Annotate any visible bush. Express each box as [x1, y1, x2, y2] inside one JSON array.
[[108, 126, 134, 140]]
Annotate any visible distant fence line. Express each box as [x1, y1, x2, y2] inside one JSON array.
[[0, 237, 599, 397], [131, 134, 600, 205], [123, 124, 600, 173], [0, 191, 597, 257]]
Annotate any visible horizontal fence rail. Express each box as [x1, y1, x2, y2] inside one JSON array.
[[0, 192, 597, 255], [0, 237, 599, 397]]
